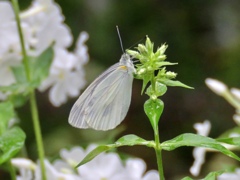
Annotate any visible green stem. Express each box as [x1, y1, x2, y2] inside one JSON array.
[[151, 75, 156, 92], [11, 1, 46, 179], [223, 91, 240, 110], [29, 92, 46, 180], [150, 73, 164, 179], [7, 160, 16, 180], [154, 125, 165, 180], [11, 0, 30, 80]]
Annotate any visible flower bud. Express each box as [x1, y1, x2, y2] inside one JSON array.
[[205, 78, 227, 96]]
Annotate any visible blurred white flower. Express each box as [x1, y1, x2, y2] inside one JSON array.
[[21, 0, 72, 56], [38, 46, 87, 106], [205, 78, 227, 96], [233, 114, 240, 125], [231, 88, 240, 101], [78, 152, 127, 180], [125, 158, 159, 180], [194, 120, 211, 136], [11, 158, 36, 170], [190, 120, 211, 176], [74, 32, 89, 66], [12, 145, 159, 180], [35, 160, 78, 180], [11, 158, 36, 180], [59, 145, 88, 167], [0, 1, 23, 87], [0, 0, 89, 106], [23, 0, 89, 107], [218, 168, 240, 180]]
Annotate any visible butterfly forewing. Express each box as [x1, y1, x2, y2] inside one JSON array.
[[68, 63, 120, 129], [85, 69, 133, 130], [68, 54, 135, 130]]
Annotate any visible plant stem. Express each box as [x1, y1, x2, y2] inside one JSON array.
[[224, 91, 240, 110], [154, 125, 165, 180], [150, 72, 164, 179], [29, 92, 46, 180], [11, 1, 46, 179], [7, 160, 16, 180], [11, 0, 30, 80]]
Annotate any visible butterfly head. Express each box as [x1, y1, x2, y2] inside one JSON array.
[[119, 53, 136, 74]]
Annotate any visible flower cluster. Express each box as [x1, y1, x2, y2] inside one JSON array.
[[127, 37, 192, 99], [0, 0, 89, 106], [12, 145, 159, 180]]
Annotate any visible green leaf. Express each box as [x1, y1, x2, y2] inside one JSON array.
[[181, 177, 193, 180], [146, 82, 167, 98], [182, 170, 226, 180], [8, 93, 29, 108], [115, 134, 155, 147], [29, 46, 54, 84], [0, 83, 35, 108], [141, 74, 151, 95], [0, 102, 15, 135], [0, 81, 38, 95], [158, 79, 193, 89], [144, 99, 164, 130], [203, 170, 226, 180], [76, 145, 113, 167], [161, 133, 240, 161], [156, 61, 177, 67], [11, 64, 27, 83], [76, 134, 154, 167], [0, 127, 26, 164], [217, 137, 240, 146]]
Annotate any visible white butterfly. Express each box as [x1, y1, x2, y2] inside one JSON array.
[[68, 53, 135, 130]]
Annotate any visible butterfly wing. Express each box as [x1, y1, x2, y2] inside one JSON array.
[[68, 63, 120, 129], [68, 62, 133, 130], [85, 66, 133, 130]]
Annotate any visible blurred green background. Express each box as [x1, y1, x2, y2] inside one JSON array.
[[17, 0, 240, 179]]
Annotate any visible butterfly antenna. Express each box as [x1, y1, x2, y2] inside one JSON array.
[[116, 25, 125, 54], [127, 35, 147, 50]]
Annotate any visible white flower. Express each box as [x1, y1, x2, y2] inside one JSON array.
[[74, 31, 89, 66], [58, 145, 127, 179], [21, 0, 72, 56], [38, 46, 87, 106], [35, 160, 79, 180], [205, 78, 227, 96], [233, 114, 240, 125], [12, 145, 159, 180], [59, 145, 160, 180], [11, 158, 36, 170], [0, 1, 19, 56], [125, 158, 160, 180], [231, 88, 240, 101], [0, 1, 22, 88], [53, 159, 75, 174], [59, 146, 87, 167], [11, 158, 36, 180], [142, 170, 160, 180], [25, 0, 89, 106], [218, 168, 240, 180], [0, 0, 89, 106], [78, 152, 126, 179], [190, 120, 211, 176], [125, 158, 146, 179], [194, 120, 211, 136]]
